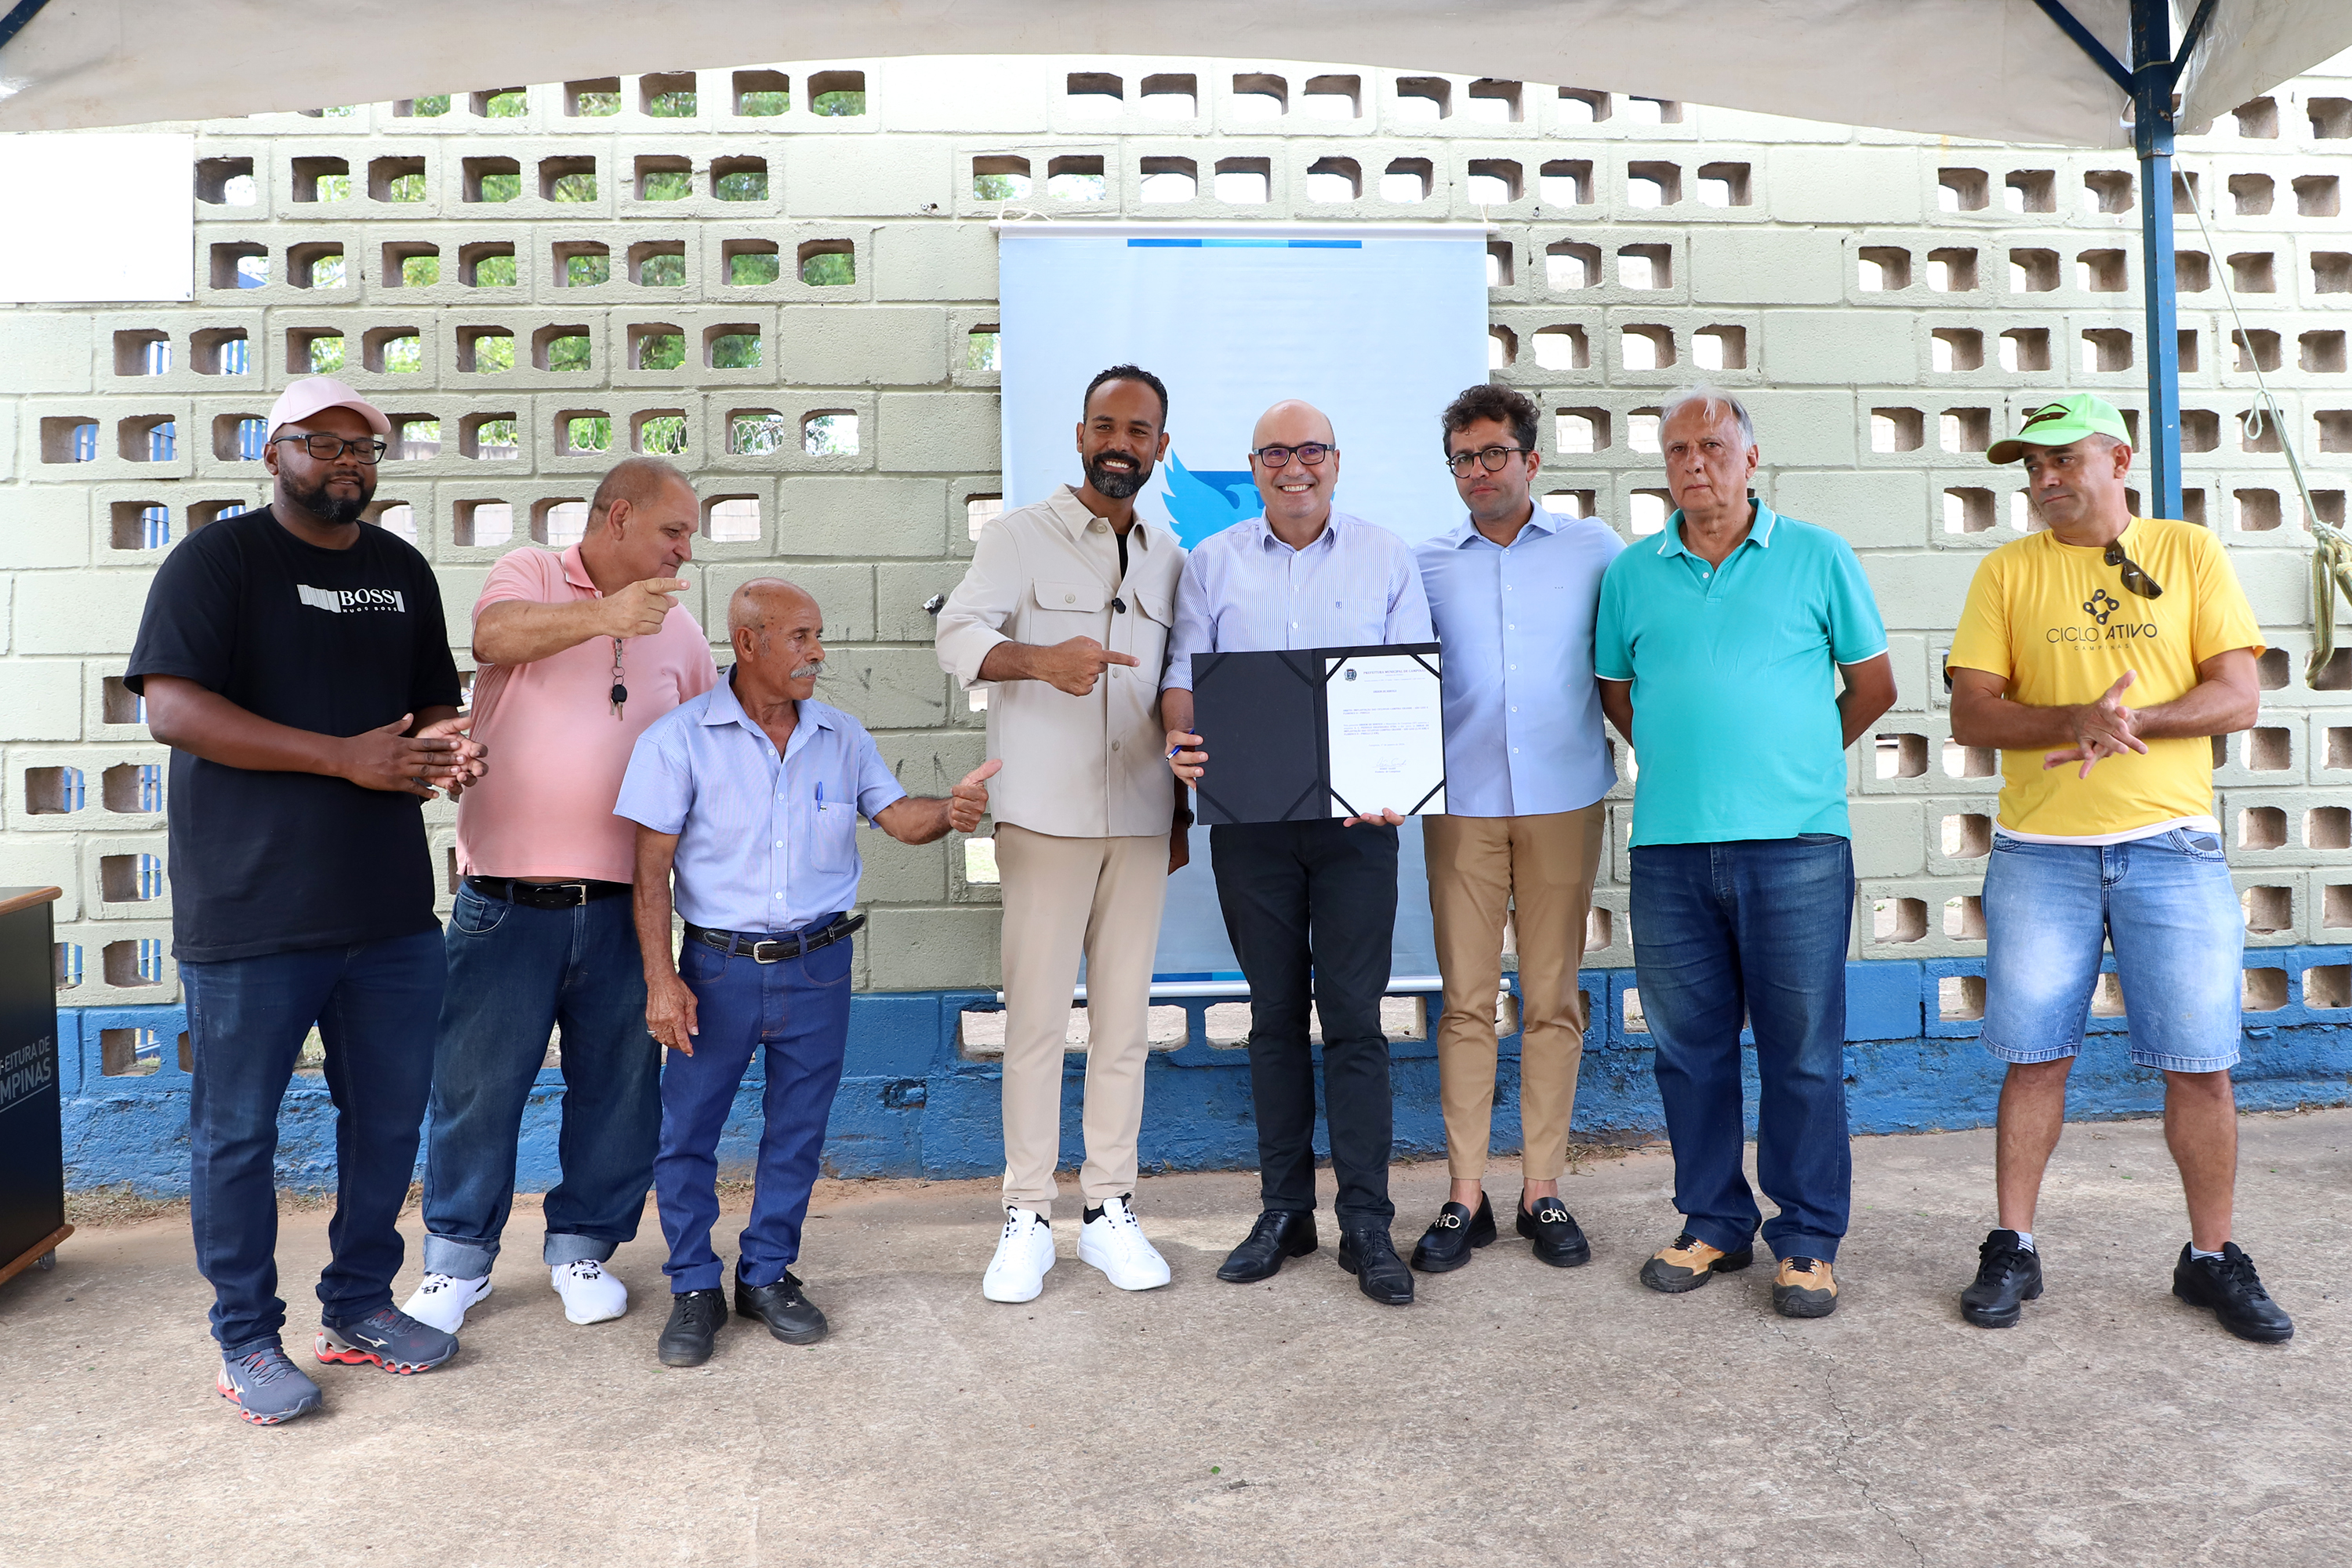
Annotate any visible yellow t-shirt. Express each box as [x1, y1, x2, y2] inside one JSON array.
[[1946, 517, 2263, 838]]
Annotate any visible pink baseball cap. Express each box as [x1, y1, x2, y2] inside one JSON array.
[[267, 376, 390, 437]]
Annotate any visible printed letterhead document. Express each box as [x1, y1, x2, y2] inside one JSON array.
[[1323, 649, 1445, 818]]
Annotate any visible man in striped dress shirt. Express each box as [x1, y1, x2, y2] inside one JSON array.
[[1162, 399, 1435, 1307]]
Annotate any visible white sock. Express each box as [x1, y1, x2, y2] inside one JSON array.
[[2190, 1243, 2225, 1261], [2011, 1230, 2034, 1253]]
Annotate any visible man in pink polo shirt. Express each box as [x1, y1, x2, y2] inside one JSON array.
[[403, 456, 718, 1335]]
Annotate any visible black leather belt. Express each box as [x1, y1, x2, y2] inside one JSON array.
[[464, 876, 630, 909], [684, 913, 865, 964]]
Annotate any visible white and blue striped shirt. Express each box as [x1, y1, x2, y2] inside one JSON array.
[[1163, 512, 1433, 691]]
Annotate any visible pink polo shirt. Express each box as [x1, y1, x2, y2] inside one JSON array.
[[456, 544, 718, 883]]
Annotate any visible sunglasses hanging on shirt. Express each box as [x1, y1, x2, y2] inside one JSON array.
[[2103, 541, 2163, 599]]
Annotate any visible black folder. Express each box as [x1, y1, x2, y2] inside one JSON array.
[[1189, 643, 1443, 826]]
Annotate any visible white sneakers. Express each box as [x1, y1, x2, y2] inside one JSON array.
[[984, 1196, 1173, 1301], [982, 1207, 1058, 1303], [1080, 1196, 1172, 1292], [401, 1260, 630, 1331], [401, 1272, 492, 1334], [550, 1259, 629, 1324]]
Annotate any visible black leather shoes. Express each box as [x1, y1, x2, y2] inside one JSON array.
[[1218, 1210, 1319, 1283], [1338, 1225, 1415, 1306], [1516, 1196, 1592, 1268], [1960, 1229, 2043, 1328], [2172, 1242, 2293, 1343], [735, 1269, 829, 1345], [1410, 1192, 1497, 1272], [657, 1288, 726, 1367]]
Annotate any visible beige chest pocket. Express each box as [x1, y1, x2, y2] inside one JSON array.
[[1033, 579, 1108, 619]]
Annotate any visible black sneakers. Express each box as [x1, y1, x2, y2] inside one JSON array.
[[658, 1288, 727, 1367], [2172, 1242, 2294, 1343], [1409, 1192, 1497, 1272], [1960, 1229, 2044, 1329], [736, 1269, 829, 1345]]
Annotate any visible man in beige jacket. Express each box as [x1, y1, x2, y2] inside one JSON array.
[[935, 365, 1189, 1303]]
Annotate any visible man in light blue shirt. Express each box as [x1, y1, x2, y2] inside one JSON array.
[[1594, 387, 1895, 1321], [1162, 398, 1434, 1308], [618, 579, 996, 1367], [1406, 384, 1621, 1277]]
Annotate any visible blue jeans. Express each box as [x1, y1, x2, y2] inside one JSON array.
[[419, 887, 661, 1278], [182, 930, 444, 1356], [1981, 828, 2244, 1072], [654, 921, 854, 1294], [1631, 836, 1854, 1263]]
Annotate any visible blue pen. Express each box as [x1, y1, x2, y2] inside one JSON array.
[[816, 781, 826, 808]]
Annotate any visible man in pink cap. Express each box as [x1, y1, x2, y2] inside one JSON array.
[[127, 377, 487, 1425], [402, 456, 716, 1339]]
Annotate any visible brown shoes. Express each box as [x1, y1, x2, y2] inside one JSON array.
[[1638, 1230, 1756, 1294], [1772, 1256, 1839, 1318]]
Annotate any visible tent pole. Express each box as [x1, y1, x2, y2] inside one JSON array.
[[2130, 0, 2183, 521]]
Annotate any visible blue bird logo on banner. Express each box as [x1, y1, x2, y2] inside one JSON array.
[[1159, 452, 1264, 547]]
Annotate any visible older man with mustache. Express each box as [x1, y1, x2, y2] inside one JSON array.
[[1163, 399, 1434, 1307], [936, 365, 1189, 1305]]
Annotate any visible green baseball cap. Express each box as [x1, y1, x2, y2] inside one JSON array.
[[1987, 393, 2132, 463]]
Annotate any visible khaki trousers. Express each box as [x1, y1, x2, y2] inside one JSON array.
[[1424, 805, 1606, 1181], [994, 823, 1169, 1214]]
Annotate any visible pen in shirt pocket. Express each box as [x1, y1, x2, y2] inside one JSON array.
[[816, 781, 826, 809]]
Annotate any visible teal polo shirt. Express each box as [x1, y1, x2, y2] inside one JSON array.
[[1594, 501, 1886, 847]]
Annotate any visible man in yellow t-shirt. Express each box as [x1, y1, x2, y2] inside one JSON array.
[[1944, 394, 2288, 1344]]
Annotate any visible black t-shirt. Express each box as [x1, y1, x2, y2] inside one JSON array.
[[125, 507, 462, 962]]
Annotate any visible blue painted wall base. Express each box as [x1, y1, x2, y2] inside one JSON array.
[[57, 951, 2352, 1198]]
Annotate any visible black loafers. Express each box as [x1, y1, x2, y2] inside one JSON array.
[[1960, 1229, 2043, 1328], [1410, 1192, 1497, 1272], [1516, 1196, 1592, 1269], [735, 1269, 829, 1345], [657, 1288, 726, 1367], [1218, 1210, 1319, 1283], [1338, 1225, 1415, 1306]]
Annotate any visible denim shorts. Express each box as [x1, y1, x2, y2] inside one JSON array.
[[1980, 828, 2244, 1073]]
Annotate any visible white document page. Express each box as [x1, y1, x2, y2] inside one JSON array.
[[1323, 652, 1446, 818]]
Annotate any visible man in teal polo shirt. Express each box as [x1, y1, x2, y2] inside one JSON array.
[[1595, 386, 1895, 1319]]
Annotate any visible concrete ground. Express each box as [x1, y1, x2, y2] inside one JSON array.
[[6, 1112, 2352, 1568]]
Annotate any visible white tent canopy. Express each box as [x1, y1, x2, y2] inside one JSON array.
[[1, 0, 2350, 145]]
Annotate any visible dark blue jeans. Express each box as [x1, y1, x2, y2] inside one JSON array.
[[419, 887, 660, 1278], [182, 930, 444, 1356], [654, 921, 854, 1294], [1630, 835, 1854, 1263]]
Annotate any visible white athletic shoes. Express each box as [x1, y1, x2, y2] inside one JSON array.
[[401, 1272, 492, 1335], [982, 1207, 1057, 1303], [550, 1259, 629, 1324], [1080, 1196, 1172, 1292]]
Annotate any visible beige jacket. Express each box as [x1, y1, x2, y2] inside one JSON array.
[[935, 486, 1185, 838]]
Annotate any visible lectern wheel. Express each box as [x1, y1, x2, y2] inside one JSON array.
[[35, 1251, 55, 1270]]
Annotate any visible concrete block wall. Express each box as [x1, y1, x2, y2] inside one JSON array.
[[7, 52, 2352, 1126]]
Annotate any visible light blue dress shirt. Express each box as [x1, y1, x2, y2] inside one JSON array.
[[1163, 511, 1434, 690], [1415, 508, 1624, 818], [615, 676, 907, 932]]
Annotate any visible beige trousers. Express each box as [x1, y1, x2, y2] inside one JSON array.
[[1424, 805, 1606, 1181], [994, 823, 1170, 1214]]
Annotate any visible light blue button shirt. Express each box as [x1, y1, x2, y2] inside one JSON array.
[[1163, 511, 1433, 690], [1415, 508, 1624, 818], [615, 677, 907, 932]]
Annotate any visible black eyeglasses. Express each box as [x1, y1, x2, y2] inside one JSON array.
[[1446, 445, 1532, 475], [2103, 541, 2163, 599], [1251, 442, 1336, 468], [272, 433, 387, 464]]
